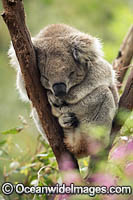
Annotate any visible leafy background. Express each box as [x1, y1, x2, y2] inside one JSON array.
[[0, 0, 133, 199]]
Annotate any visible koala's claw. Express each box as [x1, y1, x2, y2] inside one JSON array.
[[59, 113, 79, 128], [48, 92, 63, 107]]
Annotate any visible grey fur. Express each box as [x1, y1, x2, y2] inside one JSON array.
[[8, 24, 119, 157]]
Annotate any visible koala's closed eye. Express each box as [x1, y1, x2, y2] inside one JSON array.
[[69, 71, 75, 79], [42, 75, 49, 81], [40, 75, 50, 89]]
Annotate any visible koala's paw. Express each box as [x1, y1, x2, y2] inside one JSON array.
[[48, 92, 63, 107], [59, 113, 79, 129]]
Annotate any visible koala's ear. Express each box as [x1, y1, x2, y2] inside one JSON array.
[[70, 33, 104, 66]]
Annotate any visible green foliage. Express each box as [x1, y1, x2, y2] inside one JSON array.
[[0, 134, 59, 199], [1, 127, 24, 135]]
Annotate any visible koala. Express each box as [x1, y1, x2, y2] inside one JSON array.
[[8, 24, 119, 158]]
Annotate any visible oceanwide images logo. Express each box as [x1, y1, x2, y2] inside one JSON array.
[[1, 182, 132, 196]]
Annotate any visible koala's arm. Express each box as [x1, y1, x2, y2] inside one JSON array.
[[49, 84, 117, 133], [63, 85, 117, 126]]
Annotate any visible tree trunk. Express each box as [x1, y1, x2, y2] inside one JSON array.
[[1, 0, 79, 171]]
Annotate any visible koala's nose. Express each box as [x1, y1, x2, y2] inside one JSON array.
[[52, 83, 66, 97]]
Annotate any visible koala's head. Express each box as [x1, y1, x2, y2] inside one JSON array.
[[34, 24, 103, 98]]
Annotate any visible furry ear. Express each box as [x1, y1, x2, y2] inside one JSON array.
[[70, 32, 104, 66]]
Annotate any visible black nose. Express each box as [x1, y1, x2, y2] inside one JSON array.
[[52, 83, 66, 97]]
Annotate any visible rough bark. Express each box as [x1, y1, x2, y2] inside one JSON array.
[[113, 25, 133, 86], [119, 66, 133, 110], [110, 25, 133, 144], [1, 0, 79, 170], [111, 66, 133, 140]]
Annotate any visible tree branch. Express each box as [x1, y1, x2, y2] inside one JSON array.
[[113, 25, 133, 86], [111, 25, 133, 144], [119, 66, 133, 110], [1, 0, 79, 170], [112, 65, 133, 133]]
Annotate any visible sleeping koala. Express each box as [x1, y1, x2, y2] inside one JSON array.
[[8, 24, 119, 157]]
